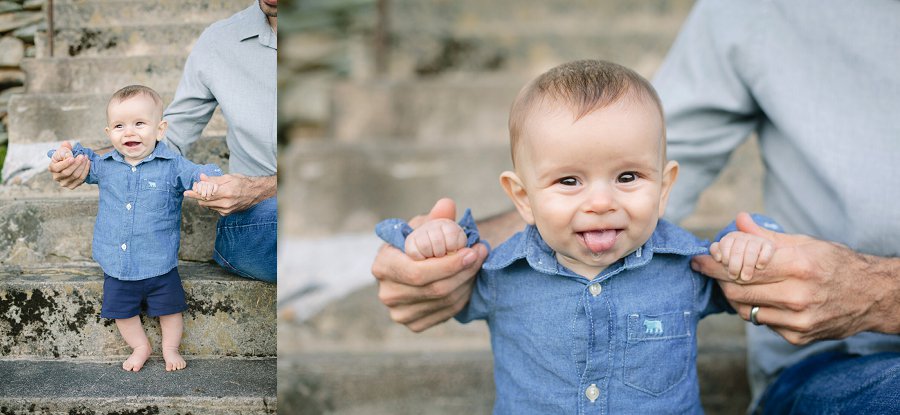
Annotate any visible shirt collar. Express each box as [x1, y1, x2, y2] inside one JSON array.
[[484, 219, 709, 280], [237, 3, 277, 49], [101, 141, 176, 164]]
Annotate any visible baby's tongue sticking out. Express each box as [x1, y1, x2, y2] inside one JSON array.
[[581, 230, 617, 253]]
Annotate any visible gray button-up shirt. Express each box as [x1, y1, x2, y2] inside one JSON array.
[[163, 2, 277, 177], [655, 0, 900, 407]]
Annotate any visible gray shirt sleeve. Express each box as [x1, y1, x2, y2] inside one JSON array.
[[162, 30, 218, 157], [653, 0, 764, 223]]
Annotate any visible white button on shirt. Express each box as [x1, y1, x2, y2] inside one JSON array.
[[589, 283, 602, 296], [121, 243, 127, 251], [126, 203, 132, 210], [585, 384, 600, 402], [131, 166, 136, 172]]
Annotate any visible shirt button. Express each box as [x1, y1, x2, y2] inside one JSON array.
[[585, 384, 600, 402], [131, 166, 137, 172], [589, 283, 602, 297], [121, 243, 127, 251], [126, 203, 132, 210]]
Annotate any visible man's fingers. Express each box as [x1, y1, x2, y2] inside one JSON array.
[[49, 155, 75, 173], [372, 243, 486, 288], [692, 255, 730, 282], [382, 273, 475, 331]]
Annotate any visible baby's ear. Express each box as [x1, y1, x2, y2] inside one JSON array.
[[657, 160, 679, 218], [499, 171, 534, 224], [156, 120, 168, 141]]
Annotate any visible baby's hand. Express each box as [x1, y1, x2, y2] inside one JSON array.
[[192, 181, 218, 200], [709, 231, 775, 282], [404, 218, 468, 261]]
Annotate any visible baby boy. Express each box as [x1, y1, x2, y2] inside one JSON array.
[[378, 60, 778, 413], [49, 85, 221, 372]]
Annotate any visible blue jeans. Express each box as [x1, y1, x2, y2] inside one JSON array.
[[761, 350, 900, 414], [213, 196, 277, 283]]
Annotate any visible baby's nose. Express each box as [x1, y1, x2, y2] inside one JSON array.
[[583, 185, 616, 213]]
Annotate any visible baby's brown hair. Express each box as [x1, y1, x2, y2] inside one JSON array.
[[508, 60, 665, 165], [107, 85, 164, 122]]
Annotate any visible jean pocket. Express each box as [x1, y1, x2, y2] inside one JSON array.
[[623, 311, 693, 396], [139, 178, 174, 212]]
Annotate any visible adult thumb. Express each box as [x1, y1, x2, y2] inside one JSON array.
[[428, 197, 457, 221], [735, 211, 779, 239]]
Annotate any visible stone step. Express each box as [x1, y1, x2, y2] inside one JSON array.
[[47, 23, 209, 58], [22, 55, 188, 94], [0, 263, 275, 358], [51, 0, 248, 29], [278, 349, 747, 414], [326, 79, 521, 144], [278, 140, 514, 236], [0, 357, 276, 414], [7, 92, 227, 148], [0, 194, 224, 265], [278, 351, 494, 415], [387, 30, 681, 79], [389, 0, 693, 36]]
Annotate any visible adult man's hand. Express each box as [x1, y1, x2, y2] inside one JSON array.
[[48, 140, 89, 189], [693, 212, 900, 345], [371, 198, 489, 332], [184, 173, 276, 216]]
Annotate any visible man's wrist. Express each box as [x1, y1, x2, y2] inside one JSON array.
[[860, 253, 900, 334], [246, 175, 277, 205]]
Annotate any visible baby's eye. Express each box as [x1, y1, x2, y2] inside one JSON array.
[[617, 172, 638, 183], [114, 124, 124, 129], [559, 177, 579, 186], [136, 122, 146, 126]]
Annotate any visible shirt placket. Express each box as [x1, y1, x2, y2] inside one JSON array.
[[579, 279, 611, 415], [120, 163, 139, 276]]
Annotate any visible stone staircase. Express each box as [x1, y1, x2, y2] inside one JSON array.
[[0, 1, 276, 413], [278, 0, 763, 414]]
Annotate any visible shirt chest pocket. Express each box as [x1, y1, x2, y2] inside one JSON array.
[[139, 177, 176, 212], [623, 311, 693, 396]]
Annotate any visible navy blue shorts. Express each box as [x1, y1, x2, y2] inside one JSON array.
[[100, 267, 188, 319]]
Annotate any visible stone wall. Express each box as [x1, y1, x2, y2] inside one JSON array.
[[0, 0, 43, 180]]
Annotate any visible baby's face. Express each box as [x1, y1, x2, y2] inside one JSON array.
[[105, 94, 167, 165], [502, 98, 677, 278]]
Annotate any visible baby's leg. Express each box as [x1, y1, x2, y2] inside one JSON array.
[[115, 316, 152, 371], [160, 312, 186, 371]]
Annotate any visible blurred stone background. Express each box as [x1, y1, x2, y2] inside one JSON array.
[[277, 0, 764, 414], [0, 0, 43, 179]]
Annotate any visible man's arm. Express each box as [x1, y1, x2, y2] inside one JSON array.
[[163, 31, 217, 156], [371, 198, 522, 332], [693, 213, 900, 345], [184, 174, 276, 216]]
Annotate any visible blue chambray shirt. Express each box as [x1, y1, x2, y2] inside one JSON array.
[[458, 220, 732, 414], [377, 215, 782, 414], [48, 142, 221, 280]]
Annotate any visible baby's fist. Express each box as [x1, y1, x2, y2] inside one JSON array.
[[405, 218, 468, 261]]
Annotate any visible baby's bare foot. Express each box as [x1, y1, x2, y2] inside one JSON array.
[[162, 347, 186, 371], [122, 344, 151, 372]]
